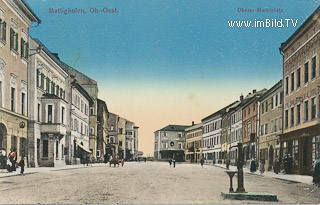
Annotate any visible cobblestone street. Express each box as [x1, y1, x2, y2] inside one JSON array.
[[0, 162, 319, 204]]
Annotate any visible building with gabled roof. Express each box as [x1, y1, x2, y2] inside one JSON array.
[[154, 124, 190, 161]]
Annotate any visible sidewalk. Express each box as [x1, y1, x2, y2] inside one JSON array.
[[211, 163, 313, 185], [0, 163, 108, 178]]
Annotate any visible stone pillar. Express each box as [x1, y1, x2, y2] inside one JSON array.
[[237, 142, 246, 193]]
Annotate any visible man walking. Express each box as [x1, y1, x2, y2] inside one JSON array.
[[200, 158, 204, 168]]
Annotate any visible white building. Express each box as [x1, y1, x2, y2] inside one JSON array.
[[28, 38, 68, 167]]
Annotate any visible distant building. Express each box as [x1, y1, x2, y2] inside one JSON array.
[[96, 99, 109, 162], [242, 89, 267, 163], [107, 112, 119, 158], [125, 120, 134, 161], [133, 126, 139, 160], [185, 122, 203, 163], [154, 125, 189, 161], [201, 102, 238, 164], [257, 80, 283, 171], [118, 117, 126, 159]]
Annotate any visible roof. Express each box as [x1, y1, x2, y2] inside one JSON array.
[[258, 80, 283, 102], [281, 6, 320, 51], [20, 0, 41, 23], [185, 123, 202, 132], [72, 80, 94, 105], [201, 101, 239, 122], [31, 38, 69, 74], [241, 89, 268, 108], [158, 125, 190, 132]]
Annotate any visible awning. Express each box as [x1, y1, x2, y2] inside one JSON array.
[[75, 141, 92, 153]]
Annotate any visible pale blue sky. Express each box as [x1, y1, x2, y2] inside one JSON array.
[[26, 0, 320, 155]]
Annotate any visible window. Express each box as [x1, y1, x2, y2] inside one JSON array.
[[285, 109, 289, 128], [305, 100, 309, 122], [305, 61, 309, 84], [248, 107, 250, 115], [43, 140, 48, 157], [265, 101, 268, 112], [276, 93, 279, 107], [40, 73, 44, 89], [110, 126, 114, 131], [262, 103, 264, 114], [178, 133, 182, 138], [51, 81, 55, 94], [291, 107, 294, 127], [61, 107, 65, 124], [11, 87, 15, 112], [0, 81, 2, 107], [119, 128, 123, 134], [20, 38, 28, 59], [61, 144, 64, 159], [21, 93, 25, 115], [110, 136, 115, 144], [46, 77, 50, 93], [56, 141, 59, 160], [274, 118, 278, 132], [0, 18, 6, 41], [265, 123, 268, 135], [271, 120, 274, 133], [285, 76, 289, 95], [312, 56, 316, 79], [312, 97, 316, 119], [10, 28, 18, 52], [38, 103, 41, 122], [90, 107, 94, 115], [280, 92, 283, 104], [297, 68, 301, 88], [90, 127, 94, 135], [297, 104, 301, 124], [56, 85, 59, 96], [47, 105, 53, 123], [291, 72, 294, 92], [81, 100, 83, 113], [271, 97, 274, 109]]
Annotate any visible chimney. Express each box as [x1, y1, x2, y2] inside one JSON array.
[[192, 121, 194, 126], [240, 94, 244, 101], [52, 53, 60, 60], [253, 89, 257, 94]]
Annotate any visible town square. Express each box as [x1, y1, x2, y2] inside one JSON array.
[[2, 0, 320, 204]]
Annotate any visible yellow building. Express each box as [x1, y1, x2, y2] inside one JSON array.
[[0, 0, 39, 165], [185, 122, 202, 163]]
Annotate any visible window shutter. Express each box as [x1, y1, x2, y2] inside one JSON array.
[[26, 42, 29, 59], [36, 69, 40, 87], [2, 21, 6, 41], [21, 38, 24, 57], [15, 33, 18, 51], [10, 28, 13, 49]]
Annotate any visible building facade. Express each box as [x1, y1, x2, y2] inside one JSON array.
[[154, 125, 189, 161], [0, 0, 39, 166], [242, 89, 266, 164], [107, 112, 118, 158], [28, 38, 68, 167], [125, 120, 134, 161], [133, 126, 139, 160], [96, 99, 108, 162], [257, 80, 283, 171], [280, 6, 320, 175], [185, 122, 203, 163], [117, 117, 126, 159]]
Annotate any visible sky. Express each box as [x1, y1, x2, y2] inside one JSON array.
[[27, 0, 320, 156]]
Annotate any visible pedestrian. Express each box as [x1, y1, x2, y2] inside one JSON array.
[[250, 158, 257, 173], [283, 154, 289, 174], [103, 153, 108, 163], [259, 159, 265, 174], [274, 156, 280, 174], [121, 159, 124, 167], [144, 157, 147, 162], [173, 159, 176, 168], [169, 159, 172, 167], [226, 158, 230, 170], [287, 154, 293, 174], [19, 156, 25, 175], [8, 148, 16, 172], [200, 158, 204, 169], [313, 154, 320, 184]]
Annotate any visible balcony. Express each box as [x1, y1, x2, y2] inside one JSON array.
[[41, 123, 67, 136]]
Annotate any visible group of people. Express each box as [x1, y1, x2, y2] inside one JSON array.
[[249, 156, 284, 175], [2, 148, 25, 175]]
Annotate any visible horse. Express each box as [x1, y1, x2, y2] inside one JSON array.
[[109, 158, 120, 167]]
